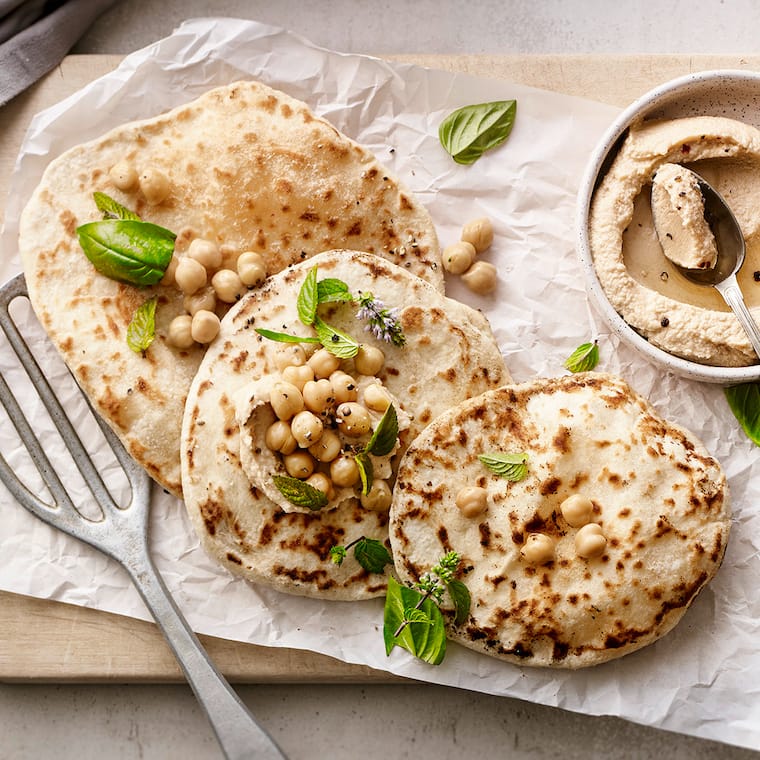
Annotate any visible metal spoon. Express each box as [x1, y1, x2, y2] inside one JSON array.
[[662, 168, 760, 359]]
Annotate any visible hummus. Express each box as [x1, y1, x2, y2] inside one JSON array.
[[589, 115, 760, 366]]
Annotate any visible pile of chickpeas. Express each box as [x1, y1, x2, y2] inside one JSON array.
[[442, 216, 497, 295], [264, 341, 397, 512], [108, 161, 267, 349]]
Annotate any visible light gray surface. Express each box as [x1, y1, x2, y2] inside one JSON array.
[[4, 1, 760, 758]]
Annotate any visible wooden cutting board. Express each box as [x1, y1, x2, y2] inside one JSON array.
[[1, 52, 759, 682]]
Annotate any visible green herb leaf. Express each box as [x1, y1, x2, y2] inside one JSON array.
[[564, 341, 600, 373], [725, 383, 760, 446], [403, 607, 434, 625], [272, 475, 328, 511], [478, 452, 529, 481], [313, 316, 360, 358], [93, 191, 141, 221], [126, 296, 157, 353], [439, 100, 517, 165], [447, 579, 471, 626], [365, 403, 399, 457], [383, 577, 446, 665], [355, 450, 374, 496], [352, 537, 393, 574], [329, 545, 348, 566], [297, 265, 319, 325], [255, 328, 321, 344], [76, 220, 176, 286], [317, 278, 354, 304]]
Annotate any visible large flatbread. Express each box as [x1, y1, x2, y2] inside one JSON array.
[[18, 80, 442, 495], [181, 250, 510, 600], [389, 373, 730, 668]]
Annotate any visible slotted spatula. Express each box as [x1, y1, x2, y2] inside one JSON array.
[[0, 272, 287, 760]]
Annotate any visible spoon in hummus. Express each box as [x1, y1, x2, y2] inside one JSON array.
[[652, 163, 760, 359]]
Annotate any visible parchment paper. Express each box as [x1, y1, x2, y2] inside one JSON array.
[[1, 17, 759, 751]]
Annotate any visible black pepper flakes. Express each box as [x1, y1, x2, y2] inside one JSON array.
[[661, 317, 670, 327], [754, 271, 760, 282]]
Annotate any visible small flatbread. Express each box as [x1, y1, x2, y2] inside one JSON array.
[[390, 373, 730, 668], [181, 250, 510, 600]]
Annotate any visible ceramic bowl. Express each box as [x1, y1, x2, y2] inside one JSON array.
[[576, 69, 760, 384]]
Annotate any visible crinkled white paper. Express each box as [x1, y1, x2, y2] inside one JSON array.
[[1, 16, 759, 751]]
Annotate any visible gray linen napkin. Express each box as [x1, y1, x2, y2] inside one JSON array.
[[0, 0, 120, 107]]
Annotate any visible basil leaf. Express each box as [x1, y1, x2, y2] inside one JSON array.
[[478, 452, 529, 481], [329, 545, 348, 566], [439, 100, 517, 165], [403, 607, 434, 625], [352, 537, 393, 574], [317, 278, 354, 304], [355, 450, 374, 496], [76, 220, 175, 286], [725, 383, 760, 446], [93, 191, 141, 221], [255, 328, 321, 344], [383, 577, 446, 665], [447, 579, 471, 626], [365, 403, 399, 457], [313, 316, 359, 358], [126, 296, 157, 354], [272, 475, 328, 511], [297, 265, 319, 325], [564, 341, 600, 373]]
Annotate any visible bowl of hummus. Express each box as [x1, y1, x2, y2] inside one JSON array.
[[577, 70, 760, 383]]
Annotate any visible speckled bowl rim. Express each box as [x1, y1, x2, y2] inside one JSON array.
[[576, 69, 760, 384]]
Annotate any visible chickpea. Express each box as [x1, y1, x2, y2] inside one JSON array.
[[290, 410, 324, 448], [191, 309, 220, 344], [330, 371, 359, 403], [360, 479, 392, 512], [363, 383, 391, 413], [269, 381, 304, 421], [455, 486, 488, 518], [520, 533, 555, 565], [330, 455, 360, 487], [211, 269, 246, 303], [282, 364, 314, 392], [461, 216, 494, 253], [187, 238, 222, 270], [575, 523, 607, 559], [308, 348, 341, 379], [306, 472, 334, 500], [109, 161, 138, 192], [443, 241, 476, 275], [139, 167, 171, 205], [461, 261, 497, 295], [283, 451, 315, 479], [308, 429, 342, 463], [175, 256, 207, 295], [237, 251, 267, 286], [336, 402, 372, 437], [303, 378, 335, 413], [160, 254, 179, 286], [560, 494, 594, 528], [167, 314, 194, 349], [275, 345, 306, 371], [354, 344, 385, 376], [265, 420, 298, 455], [183, 286, 216, 316]]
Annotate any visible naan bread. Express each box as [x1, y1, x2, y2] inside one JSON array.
[[390, 373, 729, 668], [19, 80, 442, 495], [181, 250, 510, 599]]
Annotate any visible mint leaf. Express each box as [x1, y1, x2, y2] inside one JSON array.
[[93, 191, 141, 221], [126, 296, 157, 353], [439, 100, 517, 165], [255, 328, 320, 344], [355, 450, 374, 496], [478, 452, 529, 481], [272, 475, 328, 511], [564, 341, 600, 373], [447, 579, 471, 626], [298, 265, 319, 325], [329, 545, 348, 566], [317, 278, 354, 304], [725, 383, 760, 446], [313, 316, 359, 358], [353, 537, 392, 574], [365, 403, 398, 457]]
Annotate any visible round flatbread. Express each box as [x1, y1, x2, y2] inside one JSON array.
[[181, 250, 509, 600], [19, 80, 442, 495], [389, 373, 730, 668]]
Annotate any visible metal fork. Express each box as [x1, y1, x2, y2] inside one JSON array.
[[0, 273, 287, 760]]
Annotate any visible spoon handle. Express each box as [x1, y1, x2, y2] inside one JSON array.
[[717, 276, 760, 359]]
